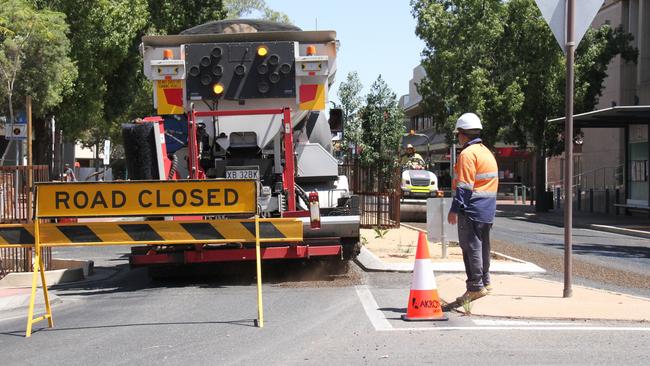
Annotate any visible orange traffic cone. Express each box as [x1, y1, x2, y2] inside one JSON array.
[[402, 232, 448, 321]]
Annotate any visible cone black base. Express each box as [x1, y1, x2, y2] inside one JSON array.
[[401, 314, 449, 321]]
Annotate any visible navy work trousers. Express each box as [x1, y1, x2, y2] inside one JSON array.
[[457, 212, 492, 291]]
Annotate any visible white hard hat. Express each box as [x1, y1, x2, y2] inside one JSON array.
[[406, 143, 414, 149], [455, 113, 482, 131]]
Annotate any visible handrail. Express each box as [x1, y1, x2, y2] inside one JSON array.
[[548, 164, 623, 189]]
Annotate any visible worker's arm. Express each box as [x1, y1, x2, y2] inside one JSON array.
[[450, 152, 476, 214]]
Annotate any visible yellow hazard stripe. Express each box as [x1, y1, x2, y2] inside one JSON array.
[[0, 219, 303, 247]]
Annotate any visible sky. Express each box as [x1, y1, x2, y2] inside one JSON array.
[[264, 0, 426, 104]]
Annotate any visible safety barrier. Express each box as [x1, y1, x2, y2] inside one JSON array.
[[0, 179, 302, 337]]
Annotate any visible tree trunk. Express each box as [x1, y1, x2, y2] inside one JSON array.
[[534, 148, 549, 212]]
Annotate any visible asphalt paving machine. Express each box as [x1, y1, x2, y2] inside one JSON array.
[[123, 20, 360, 267]]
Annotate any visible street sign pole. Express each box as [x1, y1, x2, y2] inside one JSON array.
[[536, 0, 603, 298], [563, 0, 575, 298], [27, 96, 33, 224]]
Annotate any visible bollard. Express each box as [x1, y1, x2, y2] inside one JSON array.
[[556, 187, 561, 209], [615, 188, 620, 215], [439, 196, 447, 259], [605, 188, 610, 215], [514, 186, 519, 204], [577, 187, 581, 211], [522, 185, 527, 205], [589, 188, 594, 213]]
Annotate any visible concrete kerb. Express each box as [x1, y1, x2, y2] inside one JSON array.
[[0, 259, 94, 288], [0, 265, 124, 316], [359, 222, 546, 274], [355, 240, 546, 274]]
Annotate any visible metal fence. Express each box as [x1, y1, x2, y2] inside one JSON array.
[[0, 165, 52, 276], [339, 160, 401, 229]]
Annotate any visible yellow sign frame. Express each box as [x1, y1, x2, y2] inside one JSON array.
[[2, 179, 296, 336]]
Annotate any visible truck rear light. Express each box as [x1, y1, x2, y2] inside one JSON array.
[[309, 191, 321, 229]]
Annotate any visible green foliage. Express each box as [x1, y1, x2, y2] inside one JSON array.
[[411, 0, 637, 152], [224, 0, 292, 24], [0, 0, 75, 121], [337, 71, 364, 157], [411, 0, 637, 209], [373, 226, 388, 239], [33, 0, 150, 145], [148, 0, 226, 35], [358, 75, 405, 170]]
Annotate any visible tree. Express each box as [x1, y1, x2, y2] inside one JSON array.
[[224, 0, 292, 24], [0, 0, 75, 164], [411, 0, 637, 211], [148, 0, 226, 35], [34, 0, 150, 150], [358, 75, 405, 178], [337, 71, 363, 159]]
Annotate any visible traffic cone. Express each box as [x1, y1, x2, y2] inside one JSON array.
[[402, 232, 448, 321]]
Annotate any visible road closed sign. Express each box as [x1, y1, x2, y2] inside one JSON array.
[[36, 180, 257, 218]]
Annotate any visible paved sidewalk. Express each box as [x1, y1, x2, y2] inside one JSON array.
[[358, 224, 650, 322]]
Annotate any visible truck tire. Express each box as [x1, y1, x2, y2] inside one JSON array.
[[342, 238, 361, 260]]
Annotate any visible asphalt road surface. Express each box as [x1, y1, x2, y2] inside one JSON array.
[[1, 247, 649, 365]]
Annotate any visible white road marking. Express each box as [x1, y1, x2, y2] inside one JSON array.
[[355, 286, 393, 331], [472, 319, 578, 326], [355, 285, 650, 332], [393, 326, 650, 331]]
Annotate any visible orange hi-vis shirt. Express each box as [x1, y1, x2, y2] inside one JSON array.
[[450, 138, 499, 223]]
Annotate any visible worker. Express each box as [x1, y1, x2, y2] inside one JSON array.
[[447, 113, 498, 304], [400, 143, 425, 169], [63, 163, 77, 182]]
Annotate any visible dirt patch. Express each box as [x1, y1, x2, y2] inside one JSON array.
[[361, 226, 464, 263], [272, 261, 364, 288]]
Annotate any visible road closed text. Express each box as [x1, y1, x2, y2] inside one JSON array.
[[37, 180, 256, 217]]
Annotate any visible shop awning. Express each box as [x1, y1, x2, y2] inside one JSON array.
[[549, 106, 650, 128]]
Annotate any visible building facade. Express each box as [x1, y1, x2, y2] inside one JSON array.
[[547, 0, 650, 209]]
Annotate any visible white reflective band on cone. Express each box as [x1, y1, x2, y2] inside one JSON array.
[[410, 259, 437, 290]]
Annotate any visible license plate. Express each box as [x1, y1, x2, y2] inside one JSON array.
[[225, 169, 259, 180]]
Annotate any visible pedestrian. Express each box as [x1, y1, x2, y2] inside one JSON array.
[[63, 163, 77, 182], [447, 113, 498, 303]]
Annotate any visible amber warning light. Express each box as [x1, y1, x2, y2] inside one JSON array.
[[213, 83, 224, 95], [257, 45, 269, 57]]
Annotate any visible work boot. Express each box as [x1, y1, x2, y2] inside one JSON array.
[[485, 284, 493, 293], [456, 287, 488, 304]]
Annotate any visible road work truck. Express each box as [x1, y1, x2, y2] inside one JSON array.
[[122, 19, 360, 267]]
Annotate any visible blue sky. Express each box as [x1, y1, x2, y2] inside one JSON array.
[[264, 0, 426, 103]]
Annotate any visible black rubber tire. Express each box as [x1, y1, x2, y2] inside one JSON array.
[[341, 238, 361, 260]]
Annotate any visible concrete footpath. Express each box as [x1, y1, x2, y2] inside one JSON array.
[[357, 224, 650, 322]]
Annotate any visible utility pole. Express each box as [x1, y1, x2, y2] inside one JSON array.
[[563, 0, 575, 298], [26, 96, 33, 223]]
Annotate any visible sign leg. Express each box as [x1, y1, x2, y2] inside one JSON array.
[[255, 216, 264, 328], [25, 255, 39, 337], [39, 251, 53, 327]]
